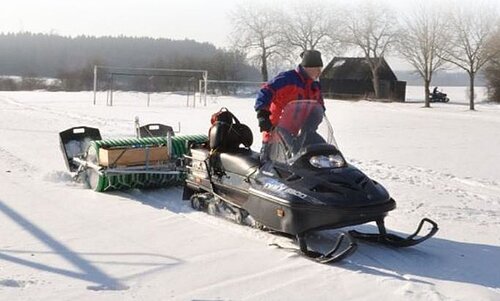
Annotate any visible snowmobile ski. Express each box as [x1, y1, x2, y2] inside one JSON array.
[[349, 218, 438, 247]]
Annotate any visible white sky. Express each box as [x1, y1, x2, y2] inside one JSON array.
[[0, 0, 236, 46], [1, 0, 498, 71], [0, 0, 433, 47]]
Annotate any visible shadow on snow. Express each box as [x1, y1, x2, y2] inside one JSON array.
[[84, 187, 500, 289], [0, 200, 182, 291]]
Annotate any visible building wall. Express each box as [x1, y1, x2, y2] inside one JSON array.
[[321, 79, 406, 101]]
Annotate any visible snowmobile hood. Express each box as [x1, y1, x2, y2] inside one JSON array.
[[254, 163, 391, 209]]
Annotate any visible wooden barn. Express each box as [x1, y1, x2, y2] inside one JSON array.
[[320, 57, 406, 101]]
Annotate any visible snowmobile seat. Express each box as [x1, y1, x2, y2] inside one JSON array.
[[209, 123, 253, 152], [217, 149, 260, 177]]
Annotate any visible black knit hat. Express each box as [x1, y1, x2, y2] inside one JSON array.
[[300, 50, 323, 67]]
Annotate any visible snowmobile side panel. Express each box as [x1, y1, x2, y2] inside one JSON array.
[[244, 187, 395, 235]]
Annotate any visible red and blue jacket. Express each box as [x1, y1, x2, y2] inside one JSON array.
[[255, 65, 324, 141]]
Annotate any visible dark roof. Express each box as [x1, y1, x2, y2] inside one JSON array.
[[321, 57, 398, 81]]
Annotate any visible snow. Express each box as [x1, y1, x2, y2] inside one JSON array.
[[405, 85, 490, 105], [0, 89, 499, 300]]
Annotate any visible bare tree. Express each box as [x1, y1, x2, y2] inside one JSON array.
[[484, 24, 500, 102], [397, 2, 451, 107], [441, 2, 500, 110], [279, 1, 344, 62], [342, 2, 399, 99], [229, 3, 283, 82]]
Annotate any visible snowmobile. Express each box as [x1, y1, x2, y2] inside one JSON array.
[[430, 90, 450, 103], [183, 101, 438, 263]]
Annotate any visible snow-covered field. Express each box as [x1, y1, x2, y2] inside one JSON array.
[[405, 85, 490, 104], [0, 89, 499, 300]]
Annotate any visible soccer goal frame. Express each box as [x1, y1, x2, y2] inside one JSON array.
[[200, 79, 265, 104], [93, 65, 208, 107]]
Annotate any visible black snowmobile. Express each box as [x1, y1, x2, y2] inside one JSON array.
[[430, 90, 450, 103], [183, 100, 438, 263]]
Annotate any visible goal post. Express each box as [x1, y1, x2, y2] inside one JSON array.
[[93, 65, 208, 107], [201, 80, 265, 105]]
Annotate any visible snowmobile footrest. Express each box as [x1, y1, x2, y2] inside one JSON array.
[[297, 232, 358, 264], [349, 218, 438, 247]]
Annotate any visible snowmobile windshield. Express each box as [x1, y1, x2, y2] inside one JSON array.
[[267, 100, 340, 166]]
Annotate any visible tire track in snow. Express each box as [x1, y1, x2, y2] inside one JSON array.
[[0, 146, 38, 176], [349, 158, 500, 225], [0, 95, 116, 130], [173, 261, 310, 300]]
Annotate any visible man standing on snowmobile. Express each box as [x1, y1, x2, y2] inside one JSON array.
[[255, 50, 324, 162]]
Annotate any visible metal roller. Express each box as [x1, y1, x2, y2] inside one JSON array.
[[87, 134, 207, 192], [59, 126, 207, 193]]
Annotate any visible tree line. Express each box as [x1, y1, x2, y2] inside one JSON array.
[[230, 0, 500, 108], [0, 32, 260, 91]]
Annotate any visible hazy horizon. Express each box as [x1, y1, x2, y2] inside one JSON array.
[[1, 0, 498, 72]]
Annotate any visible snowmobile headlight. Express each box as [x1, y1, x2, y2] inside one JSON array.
[[309, 154, 345, 169]]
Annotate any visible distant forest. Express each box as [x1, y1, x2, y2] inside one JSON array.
[[0, 32, 260, 91], [0, 32, 484, 92]]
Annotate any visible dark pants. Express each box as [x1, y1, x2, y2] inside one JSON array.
[[260, 142, 269, 165]]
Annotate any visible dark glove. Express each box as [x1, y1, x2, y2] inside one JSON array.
[[257, 110, 272, 132]]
